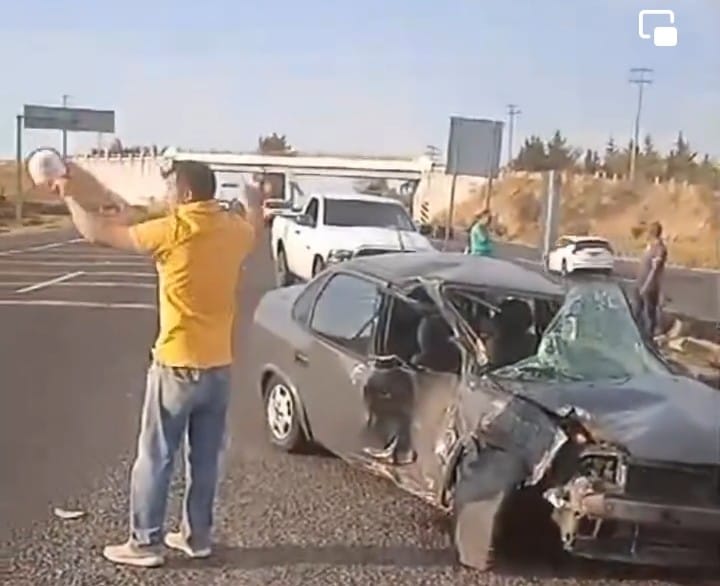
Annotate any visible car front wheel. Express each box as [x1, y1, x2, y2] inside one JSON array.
[[312, 256, 326, 277], [263, 375, 308, 452]]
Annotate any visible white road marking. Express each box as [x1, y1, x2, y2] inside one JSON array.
[[0, 282, 155, 289], [0, 260, 147, 266], [19, 252, 144, 260], [89, 271, 155, 277], [0, 271, 64, 277], [0, 300, 155, 310], [0, 238, 83, 256], [16, 271, 84, 293], [0, 270, 154, 277], [57, 282, 155, 288]]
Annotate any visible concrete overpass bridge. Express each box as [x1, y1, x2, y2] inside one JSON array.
[[71, 148, 481, 222]]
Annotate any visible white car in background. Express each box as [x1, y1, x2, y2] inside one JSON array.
[[545, 235, 615, 276]]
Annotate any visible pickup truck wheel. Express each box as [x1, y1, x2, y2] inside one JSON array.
[[312, 256, 325, 277], [560, 258, 569, 277], [275, 247, 293, 287]]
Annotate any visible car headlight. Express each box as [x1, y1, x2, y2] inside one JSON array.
[[327, 249, 354, 263]]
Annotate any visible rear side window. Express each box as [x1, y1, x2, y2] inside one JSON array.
[[310, 273, 382, 355], [291, 274, 329, 324]]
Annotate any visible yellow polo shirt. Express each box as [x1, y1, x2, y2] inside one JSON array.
[[129, 201, 255, 368]]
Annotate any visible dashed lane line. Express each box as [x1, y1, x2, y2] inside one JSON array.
[[0, 260, 147, 267], [0, 299, 155, 310], [15, 271, 85, 294]]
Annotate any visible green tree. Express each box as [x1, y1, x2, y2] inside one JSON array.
[[545, 130, 578, 170], [258, 133, 292, 154], [582, 149, 601, 173], [665, 131, 697, 182], [512, 135, 548, 171], [637, 134, 663, 179], [696, 154, 720, 189], [603, 136, 625, 176]]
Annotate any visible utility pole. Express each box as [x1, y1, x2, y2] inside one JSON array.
[[628, 68, 653, 181], [61, 94, 70, 158], [506, 104, 521, 166]]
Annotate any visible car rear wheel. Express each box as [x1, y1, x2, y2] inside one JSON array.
[[312, 256, 325, 277], [263, 376, 307, 452], [275, 247, 293, 287]]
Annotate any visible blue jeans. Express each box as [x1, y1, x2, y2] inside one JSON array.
[[129, 362, 231, 549]]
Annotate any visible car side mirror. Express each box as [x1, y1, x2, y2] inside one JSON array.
[[418, 223, 433, 236], [295, 214, 314, 227]]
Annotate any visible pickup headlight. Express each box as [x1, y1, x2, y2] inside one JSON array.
[[327, 249, 354, 263]]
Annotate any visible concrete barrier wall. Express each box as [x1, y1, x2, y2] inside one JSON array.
[[72, 155, 166, 206]]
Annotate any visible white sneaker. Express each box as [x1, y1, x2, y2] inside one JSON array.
[[102, 540, 164, 568], [164, 531, 212, 559]]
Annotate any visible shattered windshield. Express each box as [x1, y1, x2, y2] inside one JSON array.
[[493, 282, 668, 382]]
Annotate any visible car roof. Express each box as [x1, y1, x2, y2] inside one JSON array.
[[559, 234, 610, 242], [333, 252, 563, 297], [314, 193, 403, 205]]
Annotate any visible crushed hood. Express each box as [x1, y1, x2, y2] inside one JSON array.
[[504, 374, 720, 465], [322, 226, 435, 252]]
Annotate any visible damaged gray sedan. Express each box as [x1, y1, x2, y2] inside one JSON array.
[[252, 251, 720, 570]]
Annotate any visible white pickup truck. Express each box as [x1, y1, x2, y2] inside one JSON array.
[[270, 193, 436, 286]]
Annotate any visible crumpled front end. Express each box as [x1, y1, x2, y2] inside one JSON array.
[[545, 447, 720, 567]]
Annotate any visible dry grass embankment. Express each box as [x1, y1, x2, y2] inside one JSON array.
[[443, 173, 720, 269]]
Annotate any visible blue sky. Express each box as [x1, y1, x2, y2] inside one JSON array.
[[0, 0, 717, 161]]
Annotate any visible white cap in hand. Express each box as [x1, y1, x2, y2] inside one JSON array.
[[26, 148, 67, 186]]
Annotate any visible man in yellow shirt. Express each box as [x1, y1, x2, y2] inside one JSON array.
[[53, 161, 260, 568]]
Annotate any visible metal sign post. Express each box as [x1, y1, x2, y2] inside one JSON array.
[[13, 104, 115, 222], [443, 116, 504, 248], [15, 115, 23, 223], [541, 170, 562, 261]]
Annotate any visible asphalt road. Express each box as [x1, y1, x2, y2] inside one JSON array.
[[438, 237, 720, 323], [1, 228, 717, 585]]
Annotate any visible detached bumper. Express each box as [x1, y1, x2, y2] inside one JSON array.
[[584, 494, 720, 532], [561, 493, 720, 567]]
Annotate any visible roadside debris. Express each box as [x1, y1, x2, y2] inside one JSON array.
[[52, 507, 86, 520]]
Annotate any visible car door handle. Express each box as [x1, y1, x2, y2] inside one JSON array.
[[294, 351, 309, 366], [294, 230, 300, 235]]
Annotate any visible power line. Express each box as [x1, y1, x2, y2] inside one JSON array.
[[628, 68, 653, 181], [506, 104, 521, 165]]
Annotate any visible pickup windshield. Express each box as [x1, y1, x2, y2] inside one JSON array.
[[323, 199, 415, 230]]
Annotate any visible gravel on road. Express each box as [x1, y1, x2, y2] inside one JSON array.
[[1, 232, 717, 585]]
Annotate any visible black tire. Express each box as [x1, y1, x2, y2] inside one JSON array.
[[312, 256, 326, 277], [262, 375, 308, 452], [275, 246, 293, 287]]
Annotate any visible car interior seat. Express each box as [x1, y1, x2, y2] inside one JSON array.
[[411, 314, 462, 374], [487, 299, 536, 368]]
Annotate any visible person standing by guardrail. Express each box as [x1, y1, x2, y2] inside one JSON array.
[[634, 221, 668, 340], [51, 160, 264, 568], [467, 209, 494, 257]]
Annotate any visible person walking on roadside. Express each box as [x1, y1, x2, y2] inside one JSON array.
[[635, 221, 668, 340], [51, 160, 263, 568], [468, 209, 494, 257]]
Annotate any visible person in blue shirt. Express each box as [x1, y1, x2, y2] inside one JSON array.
[[468, 209, 494, 256]]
